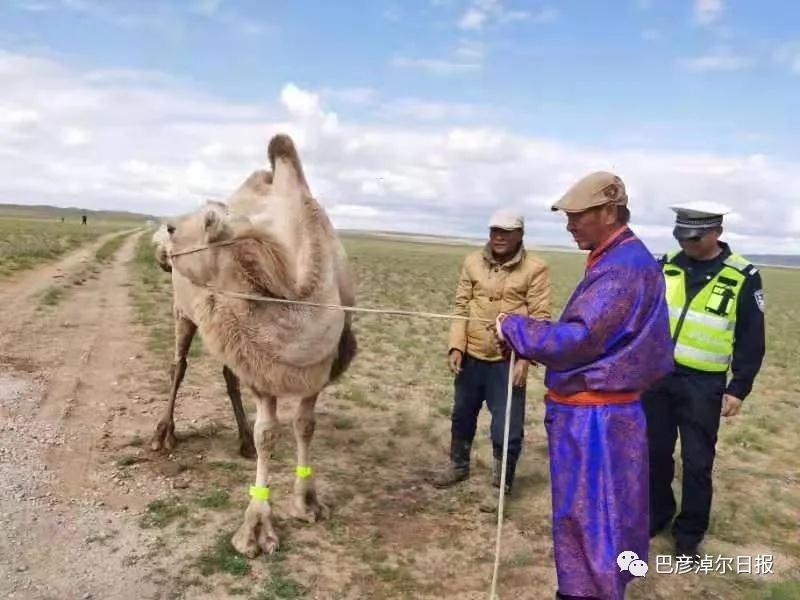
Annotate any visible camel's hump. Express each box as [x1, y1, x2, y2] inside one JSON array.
[[267, 134, 298, 165], [227, 169, 273, 216]]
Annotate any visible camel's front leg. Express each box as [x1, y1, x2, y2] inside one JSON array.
[[291, 393, 329, 522], [222, 366, 256, 459], [151, 315, 196, 451], [232, 393, 280, 557]]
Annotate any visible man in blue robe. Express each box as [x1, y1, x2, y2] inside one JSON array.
[[496, 171, 674, 600]]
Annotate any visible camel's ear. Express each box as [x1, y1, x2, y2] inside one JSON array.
[[203, 205, 228, 242], [268, 133, 311, 198]]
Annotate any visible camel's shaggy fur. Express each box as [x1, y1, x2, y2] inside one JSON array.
[[153, 133, 357, 556]]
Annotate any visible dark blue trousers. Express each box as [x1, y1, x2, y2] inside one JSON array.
[[451, 354, 526, 461]]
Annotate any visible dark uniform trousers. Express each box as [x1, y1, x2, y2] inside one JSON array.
[[642, 368, 725, 546], [452, 354, 526, 464]]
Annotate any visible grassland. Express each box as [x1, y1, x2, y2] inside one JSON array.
[[0, 205, 145, 276], [126, 231, 799, 599]]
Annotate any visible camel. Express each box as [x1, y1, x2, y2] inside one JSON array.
[[157, 133, 357, 557], [150, 222, 257, 459]]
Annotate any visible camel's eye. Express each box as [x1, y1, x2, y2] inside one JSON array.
[[167, 224, 176, 235]]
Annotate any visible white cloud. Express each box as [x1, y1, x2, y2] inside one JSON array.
[[12, 1, 51, 10], [694, 0, 725, 25], [9, 0, 269, 37], [2, 50, 799, 254], [392, 37, 486, 75], [458, 8, 487, 30], [329, 204, 381, 218], [0, 106, 41, 127], [454, 39, 486, 62], [281, 84, 321, 118], [392, 55, 481, 75], [678, 46, 753, 72], [61, 126, 90, 147], [456, 0, 555, 31]]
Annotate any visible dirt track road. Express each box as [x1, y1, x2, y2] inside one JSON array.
[[0, 232, 172, 599]]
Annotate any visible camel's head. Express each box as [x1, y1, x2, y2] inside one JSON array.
[[151, 223, 173, 273], [166, 200, 234, 285]]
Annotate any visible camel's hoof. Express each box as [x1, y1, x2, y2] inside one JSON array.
[[291, 494, 330, 523], [239, 440, 257, 460], [150, 421, 177, 452], [232, 501, 279, 558]]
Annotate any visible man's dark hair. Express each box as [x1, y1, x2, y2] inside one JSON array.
[[617, 206, 630, 225]]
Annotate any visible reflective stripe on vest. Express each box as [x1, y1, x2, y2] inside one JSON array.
[[667, 306, 736, 331], [663, 253, 749, 372]]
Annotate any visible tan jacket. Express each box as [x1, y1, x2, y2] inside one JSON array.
[[448, 244, 551, 361]]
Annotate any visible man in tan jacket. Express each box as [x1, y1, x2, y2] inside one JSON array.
[[431, 209, 551, 506]]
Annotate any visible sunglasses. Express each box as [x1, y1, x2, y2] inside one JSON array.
[[678, 229, 713, 242]]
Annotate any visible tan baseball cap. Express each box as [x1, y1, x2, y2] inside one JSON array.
[[488, 209, 524, 230], [551, 171, 628, 213]]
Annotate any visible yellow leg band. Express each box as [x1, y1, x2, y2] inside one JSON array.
[[296, 465, 314, 479], [249, 485, 270, 501]]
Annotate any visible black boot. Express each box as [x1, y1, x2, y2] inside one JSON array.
[[491, 450, 518, 493], [430, 436, 471, 488], [480, 455, 518, 513]]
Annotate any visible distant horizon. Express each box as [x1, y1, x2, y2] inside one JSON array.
[[3, 200, 800, 261]]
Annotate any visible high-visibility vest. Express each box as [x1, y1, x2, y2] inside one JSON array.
[[663, 252, 751, 372]]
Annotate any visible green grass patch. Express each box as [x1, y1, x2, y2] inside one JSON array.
[[252, 554, 304, 600], [195, 531, 251, 577], [0, 214, 139, 276], [39, 286, 65, 306], [129, 228, 174, 358], [195, 488, 231, 509], [116, 455, 141, 467], [333, 415, 356, 430], [95, 232, 128, 263], [139, 497, 189, 528], [207, 460, 243, 472]]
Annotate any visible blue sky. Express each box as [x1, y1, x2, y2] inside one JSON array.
[[2, 0, 799, 253]]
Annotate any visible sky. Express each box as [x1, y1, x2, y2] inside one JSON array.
[[1, 0, 799, 254]]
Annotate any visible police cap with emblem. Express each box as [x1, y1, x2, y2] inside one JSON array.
[[669, 201, 732, 241]]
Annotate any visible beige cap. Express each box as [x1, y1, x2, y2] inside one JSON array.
[[551, 171, 628, 213], [488, 209, 524, 230]]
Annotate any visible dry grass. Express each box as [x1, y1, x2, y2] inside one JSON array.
[[0, 214, 139, 276], [128, 231, 800, 599]]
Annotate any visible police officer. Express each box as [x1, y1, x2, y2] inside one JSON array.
[[643, 202, 766, 559]]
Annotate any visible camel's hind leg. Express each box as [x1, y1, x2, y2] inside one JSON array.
[[222, 366, 256, 459], [151, 315, 196, 451], [232, 393, 280, 557], [291, 393, 329, 522]]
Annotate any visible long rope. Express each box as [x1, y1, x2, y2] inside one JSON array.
[[201, 285, 495, 324], [490, 348, 515, 600]]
